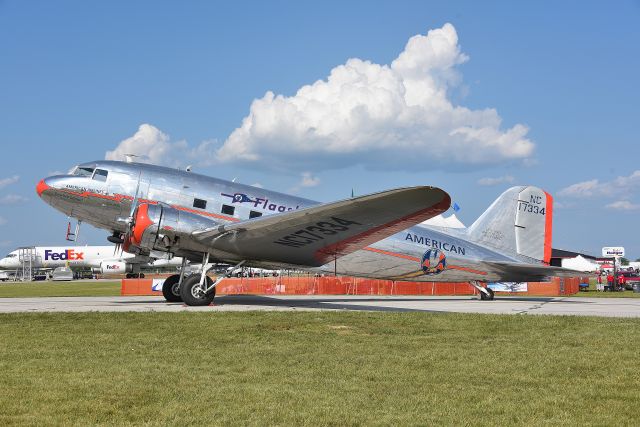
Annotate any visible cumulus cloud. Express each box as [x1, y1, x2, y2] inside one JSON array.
[[477, 175, 515, 186], [0, 194, 28, 205], [216, 23, 534, 172], [106, 124, 218, 168], [105, 124, 188, 166], [300, 172, 320, 187], [559, 170, 640, 198], [0, 175, 19, 189], [606, 200, 640, 211]]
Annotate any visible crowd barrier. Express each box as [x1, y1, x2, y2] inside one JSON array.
[[121, 275, 589, 297]]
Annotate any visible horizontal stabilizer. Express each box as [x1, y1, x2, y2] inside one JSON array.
[[193, 186, 450, 267]]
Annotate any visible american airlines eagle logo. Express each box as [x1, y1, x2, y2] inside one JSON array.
[[421, 249, 447, 275]]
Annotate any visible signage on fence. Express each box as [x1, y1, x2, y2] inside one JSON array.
[[488, 282, 528, 292], [602, 247, 625, 258]]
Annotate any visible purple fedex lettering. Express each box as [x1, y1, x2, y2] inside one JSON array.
[[45, 249, 66, 261], [44, 249, 84, 261]]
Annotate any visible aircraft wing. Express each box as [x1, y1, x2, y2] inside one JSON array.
[[193, 186, 450, 267], [484, 261, 590, 282]]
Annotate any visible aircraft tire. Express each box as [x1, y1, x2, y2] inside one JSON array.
[[162, 274, 182, 302], [480, 287, 495, 301], [180, 274, 215, 306]]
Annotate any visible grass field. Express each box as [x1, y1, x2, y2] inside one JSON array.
[[571, 290, 640, 298], [570, 278, 640, 298], [0, 312, 639, 425], [0, 281, 121, 297]]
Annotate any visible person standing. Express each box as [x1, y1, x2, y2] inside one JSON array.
[[597, 272, 603, 291]]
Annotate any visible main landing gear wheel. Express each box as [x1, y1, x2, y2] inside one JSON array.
[[162, 274, 182, 302], [480, 287, 495, 301], [180, 274, 215, 306]]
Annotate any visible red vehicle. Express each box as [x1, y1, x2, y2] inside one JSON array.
[[619, 270, 640, 290]]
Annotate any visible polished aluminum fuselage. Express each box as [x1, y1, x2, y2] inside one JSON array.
[[39, 161, 523, 282]]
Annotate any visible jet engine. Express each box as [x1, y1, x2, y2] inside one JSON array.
[[99, 261, 131, 274]]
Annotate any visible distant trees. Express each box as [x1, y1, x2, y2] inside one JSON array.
[[620, 257, 629, 265]]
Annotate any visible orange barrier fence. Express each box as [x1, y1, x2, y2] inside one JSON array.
[[122, 276, 590, 297]]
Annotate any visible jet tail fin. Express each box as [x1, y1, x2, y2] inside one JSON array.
[[467, 186, 553, 263]]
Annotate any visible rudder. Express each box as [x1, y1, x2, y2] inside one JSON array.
[[467, 186, 553, 263]]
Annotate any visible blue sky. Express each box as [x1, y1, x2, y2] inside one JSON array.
[[1, 1, 639, 259]]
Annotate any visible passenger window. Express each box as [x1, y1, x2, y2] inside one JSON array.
[[193, 198, 207, 209], [249, 211, 262, 219], [92, 169, 109, 182], [221, 204, 235, 216]]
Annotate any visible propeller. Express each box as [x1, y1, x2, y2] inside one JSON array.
[[116, 170, 143, 253]]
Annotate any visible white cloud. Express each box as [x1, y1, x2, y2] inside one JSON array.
[[289, 172, 321, 194], [0, 175, 19, 189], [0, 194, 28, 205], [300, 172, 320, 187], [477, 175, 515, 186], [106, 124, 218, 168], [606, 200, 640, 211], [0, 217, 6, 226], [105, 124, 189, 167], [559, 171, 640, 198], [215, 23, 534, 172]]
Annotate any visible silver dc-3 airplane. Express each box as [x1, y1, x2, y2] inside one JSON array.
[[36, 160, 575, 306]]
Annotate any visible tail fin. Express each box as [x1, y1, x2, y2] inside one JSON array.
[[467, 186, 553, 263]]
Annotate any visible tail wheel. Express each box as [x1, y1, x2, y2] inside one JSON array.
[[480, 287, 495, 300], [162, 274, 182, 302], [180, 274, 215, 306]]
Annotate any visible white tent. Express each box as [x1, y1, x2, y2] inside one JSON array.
[[561, 255, 599, 272], [422, 214, 466, 229]]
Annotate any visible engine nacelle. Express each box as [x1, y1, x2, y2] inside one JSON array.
[[100, 261, 131, 274], [126, 203, 220, 254]]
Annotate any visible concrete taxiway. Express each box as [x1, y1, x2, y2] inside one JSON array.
[[0, 295, 639, 317]]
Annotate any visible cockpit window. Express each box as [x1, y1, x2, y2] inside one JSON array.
[[73, 167, 95, 177], [5, 254, 16, 258], [92, 169, 108, 182]]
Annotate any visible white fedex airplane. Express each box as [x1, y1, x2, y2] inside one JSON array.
[[0, 245, 183, 277]]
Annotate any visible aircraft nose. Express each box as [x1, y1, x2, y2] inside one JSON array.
[[36, 177, 55, 198]]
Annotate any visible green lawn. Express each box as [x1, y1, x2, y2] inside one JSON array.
[[0, 281, 121, 297], [0, 312, 638, 425], [570, 278, 640, 297], [571, 290, 640, 298]]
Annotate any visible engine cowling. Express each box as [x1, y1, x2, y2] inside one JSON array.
[[100, 261, 131, 274], [125, 203, 220, 254]]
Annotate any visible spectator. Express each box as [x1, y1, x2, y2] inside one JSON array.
[[597, 272, 603, 291], [607, 273, 614, 291]]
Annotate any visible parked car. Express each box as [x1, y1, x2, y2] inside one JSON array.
[[619, 271, 640, 290]]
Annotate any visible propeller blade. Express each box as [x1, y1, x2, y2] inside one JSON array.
[[128, 170, 143, 219]]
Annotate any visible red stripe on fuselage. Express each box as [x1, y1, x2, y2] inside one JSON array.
[[54, 188, 240, 223]]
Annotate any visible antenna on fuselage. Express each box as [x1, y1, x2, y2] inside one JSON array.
[[124, 154, 138, 163]]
